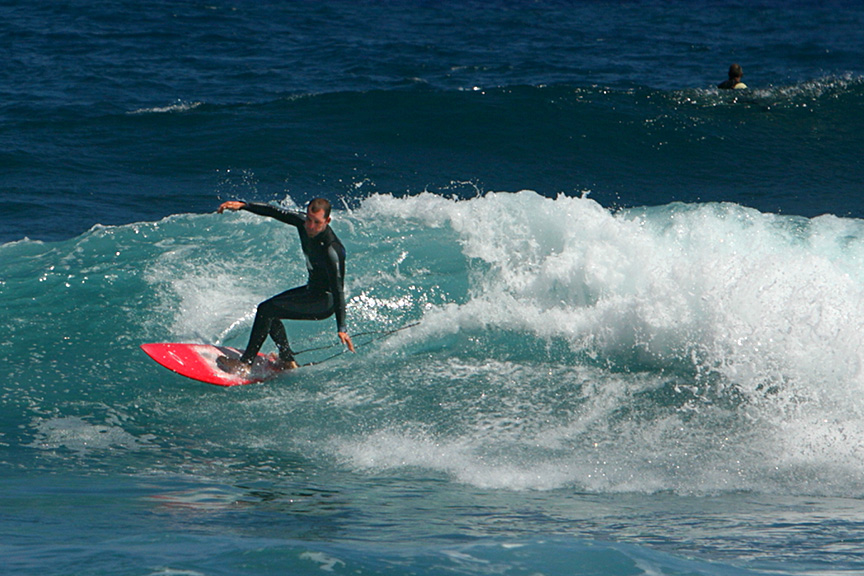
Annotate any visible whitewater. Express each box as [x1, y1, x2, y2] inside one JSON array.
[[5, 191, 864, 491]]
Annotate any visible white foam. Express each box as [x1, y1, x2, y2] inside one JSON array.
[[128, 101, 203, 115], [336, 429, 574, 491], [28, 416, 153, 454], [361, 192, 864, 399], [299, 552, 346, 572], [348, 192, 864, 492]]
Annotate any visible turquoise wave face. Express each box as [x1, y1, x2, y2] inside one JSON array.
[[4, 191, 864, 495]]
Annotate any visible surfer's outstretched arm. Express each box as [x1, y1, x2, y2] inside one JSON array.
[[219, 201, 306, 228]]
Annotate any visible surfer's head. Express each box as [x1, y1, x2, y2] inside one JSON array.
[[305, 198, 332, 237], [308, 197, 332, 218], [728, 63, 743, 80]]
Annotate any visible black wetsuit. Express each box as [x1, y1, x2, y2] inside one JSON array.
[[238, 202, 347, 364]]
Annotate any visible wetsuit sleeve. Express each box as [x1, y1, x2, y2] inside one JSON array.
[[241, 202, 305, 228], [326, 244, 348, 333]]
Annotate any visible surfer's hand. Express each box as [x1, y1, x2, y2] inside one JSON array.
[[218, 201, 246, 213], [339, 332, 355, 352]]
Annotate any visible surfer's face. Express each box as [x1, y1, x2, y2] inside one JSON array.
[[305, 208, 330, 237]]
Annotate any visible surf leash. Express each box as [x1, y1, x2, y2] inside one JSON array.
[[296, 321, 421, 367]]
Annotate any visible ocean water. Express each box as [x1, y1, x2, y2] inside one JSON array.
[[3, 1, 864, 575]]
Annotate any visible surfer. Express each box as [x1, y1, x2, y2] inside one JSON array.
[[718, 63, 747, 90], [215, 198, 355, 375]]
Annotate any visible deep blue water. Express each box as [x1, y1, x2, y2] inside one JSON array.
[[3, 1, 864, 575]]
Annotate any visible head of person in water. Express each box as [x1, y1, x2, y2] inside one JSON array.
[[727, 63, 743, 82], [718, 63, 746, 89]]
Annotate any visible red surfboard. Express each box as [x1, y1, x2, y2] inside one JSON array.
[[140, 343, 292, 386]]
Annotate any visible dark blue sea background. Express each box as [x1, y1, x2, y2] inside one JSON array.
[[3, 1, 864, 575]]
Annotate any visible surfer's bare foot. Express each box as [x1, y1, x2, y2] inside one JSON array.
[[270, 354, 300, 370], [216, 355, 251, 375], [270, 351, 298, 370], [274, 357, 299, 370]]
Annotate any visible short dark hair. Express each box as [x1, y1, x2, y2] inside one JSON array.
[[307, 198, 331, 218], [728, 63, 743, 79]]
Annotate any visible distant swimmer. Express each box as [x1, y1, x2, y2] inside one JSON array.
[[718, 63, 748, 90]]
